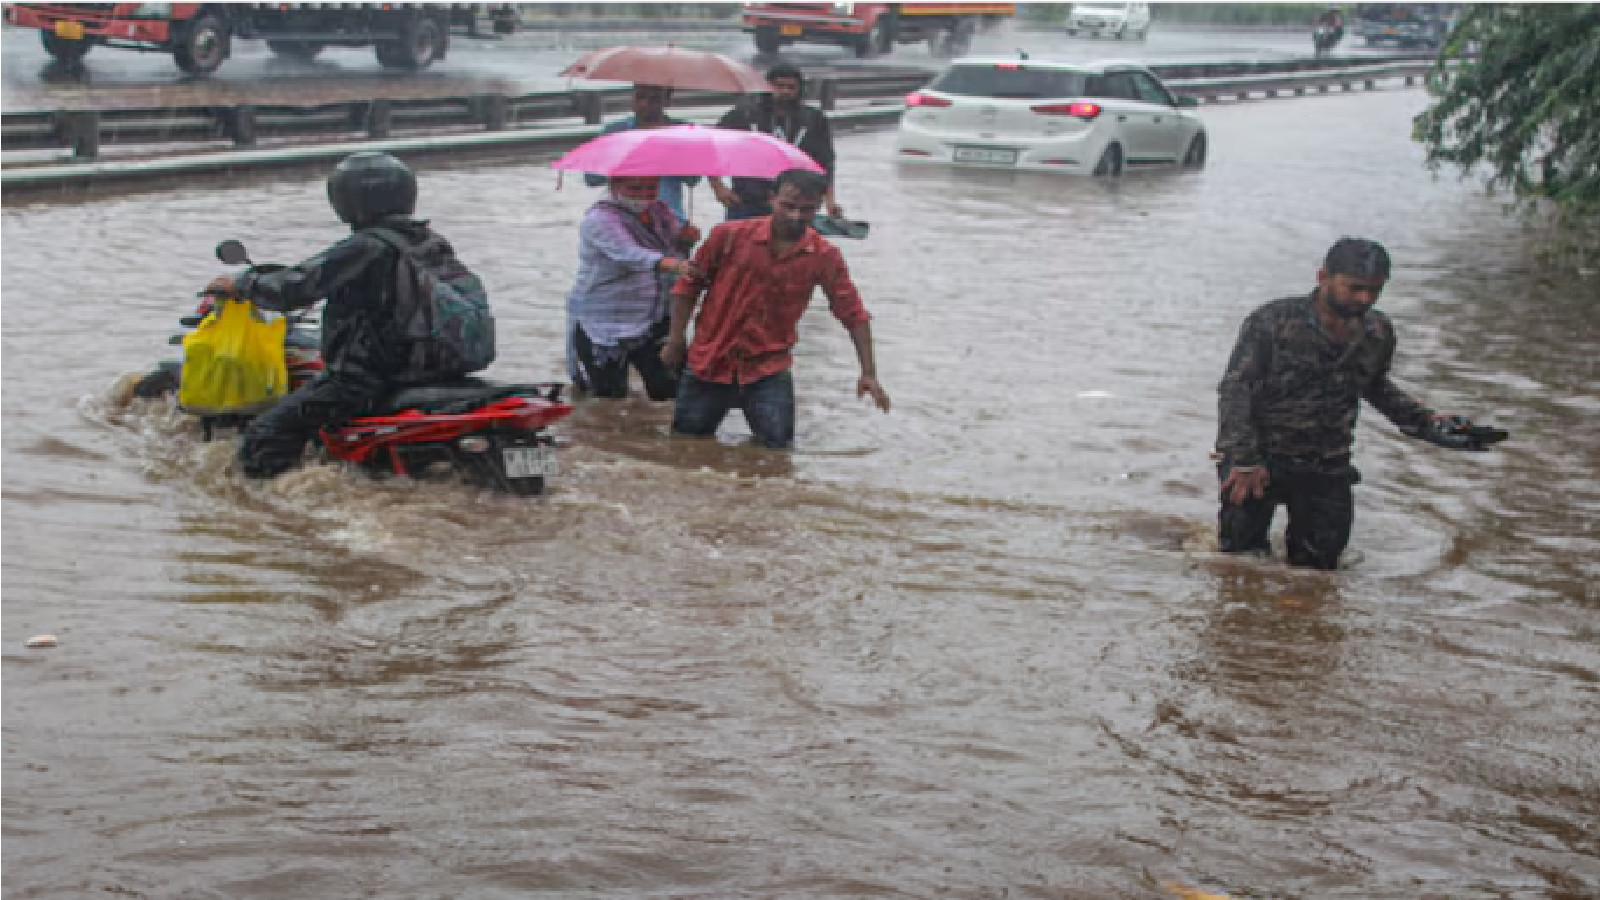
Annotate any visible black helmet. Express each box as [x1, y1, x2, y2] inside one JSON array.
[[327, 152, 417, 226]]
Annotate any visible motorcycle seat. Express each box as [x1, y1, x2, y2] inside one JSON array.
[[375, 378, 496, 414], [374, 378, 563, 415]]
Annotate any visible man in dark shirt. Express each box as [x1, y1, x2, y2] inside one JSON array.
[[709, 63, 844, 222], [1215, 237, 1487, 569], [205, 152, 485, 478]]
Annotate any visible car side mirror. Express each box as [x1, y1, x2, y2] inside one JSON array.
[[1175, 96, 1200, 108]]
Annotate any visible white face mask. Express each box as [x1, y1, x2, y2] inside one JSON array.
[[612, 195, 651, 213]]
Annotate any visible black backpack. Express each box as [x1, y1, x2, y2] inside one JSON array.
[[365, 226, 495, 380]]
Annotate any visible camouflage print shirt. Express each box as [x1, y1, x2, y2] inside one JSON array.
[[1216, 292, 1433, 468]]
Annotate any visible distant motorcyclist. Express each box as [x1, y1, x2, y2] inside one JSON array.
[[1313, 7, 1345, 52], [205, 151, 488, 479]]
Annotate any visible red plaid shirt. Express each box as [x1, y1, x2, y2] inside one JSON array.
[[672, 218, 871, 385]]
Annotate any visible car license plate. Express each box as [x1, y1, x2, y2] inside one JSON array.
[[503, 446, 557, 479], [54, 20, 85, 39], [953, 147, 1019, 165], [780, 24, 803, 36]]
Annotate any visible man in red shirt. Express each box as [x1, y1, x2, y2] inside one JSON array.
[[660, 169, 890, 449]]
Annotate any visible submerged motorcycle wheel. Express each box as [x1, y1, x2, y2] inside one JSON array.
[[131, 362, 182, 400]]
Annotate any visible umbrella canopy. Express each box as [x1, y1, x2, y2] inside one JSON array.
[[559, 45, 772, 94], [551, 125, 825, 179]]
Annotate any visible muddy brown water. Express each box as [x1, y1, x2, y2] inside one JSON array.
[[4, 89, 1598, 898]]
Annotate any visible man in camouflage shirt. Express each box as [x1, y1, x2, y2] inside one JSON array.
[[1215, 238, 1453, 569]]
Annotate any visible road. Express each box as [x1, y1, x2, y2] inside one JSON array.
[[4, 80, 1598, 897], [2, 21, 1398, 111]]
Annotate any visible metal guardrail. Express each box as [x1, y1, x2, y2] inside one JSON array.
[[0, 105, 905, 192], [0, 71, 933, 161], [0, 58, 1438, 193], [1, 55, 1437, 162], [1166, 61, 1434, 101]]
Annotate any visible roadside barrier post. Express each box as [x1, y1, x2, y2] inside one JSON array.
[[366, 99, 392, 139], [53, 110, 99, 160], [472, 94, 509, 130], [818, 78, 838, 112], [574, 91, 604, 125], [221, 105, 257, 146]]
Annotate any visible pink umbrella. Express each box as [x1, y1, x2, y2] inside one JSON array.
[[559, 46, 771, 94], [551, 124, 824, 179]]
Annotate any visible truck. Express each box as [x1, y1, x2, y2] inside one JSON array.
[[3, 3, 520, 76], [741, 3, 1017, 59], [1353, 4, 1457, 50]]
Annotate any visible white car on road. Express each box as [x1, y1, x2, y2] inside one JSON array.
[[896, 57, 1207, 176], [1066, 2, 1152, 40]]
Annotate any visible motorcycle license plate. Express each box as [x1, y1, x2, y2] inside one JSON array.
[[780, 24, 803, 36], [54, 20, 85, 39], [503, 446, 558, 479], [953, 146, 1018, 165]]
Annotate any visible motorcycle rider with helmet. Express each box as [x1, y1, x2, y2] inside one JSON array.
[[1313, 6, 1345, 53], [205, 151, 484, 479]]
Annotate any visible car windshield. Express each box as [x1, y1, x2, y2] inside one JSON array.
[[1077, 3, 1131, 13], [929, 65, 1089, 99]]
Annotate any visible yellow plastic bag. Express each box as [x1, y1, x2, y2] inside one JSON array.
[[178, 299, 289, 415]]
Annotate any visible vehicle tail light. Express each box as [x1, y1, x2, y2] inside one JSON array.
[[899, 148, 931, 156], [1030, 102, 1101, 119], [905, 92, 952, 108], [995, 62, 1021, 70]]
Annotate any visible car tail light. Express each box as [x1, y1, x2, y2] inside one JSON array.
[[1030, 102, 1101, 119], [905, 91, 952, 108], [994, 62, 1021, 70]]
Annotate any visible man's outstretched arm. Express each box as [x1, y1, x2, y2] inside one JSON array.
[[847, 321, 890, 413]]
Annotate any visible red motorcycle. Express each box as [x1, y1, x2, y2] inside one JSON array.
[[132, 240, 573, 495]]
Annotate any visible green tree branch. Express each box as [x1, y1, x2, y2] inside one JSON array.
[[1414, 4, 1600, 226]]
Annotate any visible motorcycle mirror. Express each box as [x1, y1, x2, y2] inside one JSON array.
[[215, 240, 251, 266]]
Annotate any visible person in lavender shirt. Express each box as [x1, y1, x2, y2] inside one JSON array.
[[566, 176, 700, 399]]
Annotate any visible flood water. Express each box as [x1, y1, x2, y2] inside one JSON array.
[[4, 89, 1598, 898]]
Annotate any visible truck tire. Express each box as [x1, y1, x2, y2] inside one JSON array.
[[267, 40, 324, 60], [854, 15, 892, 58], [377, 14, 445, 70], [40, 31, 93, 64], [754, 26, 782, 53], [173, 12, 229, 76], [928, 21, 973, 59]]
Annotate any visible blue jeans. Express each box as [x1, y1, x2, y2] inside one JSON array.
[[671, 370, 795, 449]]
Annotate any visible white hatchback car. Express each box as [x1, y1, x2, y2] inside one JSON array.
[[1066, 2, 1152, 40], [896, 58, 1207, 176]]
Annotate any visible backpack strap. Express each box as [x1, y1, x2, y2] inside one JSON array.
[[362, 225, 412, 254], [364, 225, 451, 269]]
